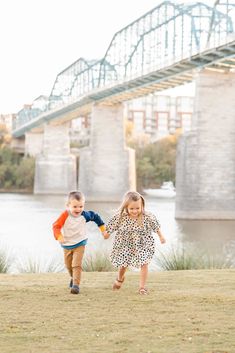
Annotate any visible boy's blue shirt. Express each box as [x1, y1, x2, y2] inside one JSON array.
[[81, 210, 105, 227]]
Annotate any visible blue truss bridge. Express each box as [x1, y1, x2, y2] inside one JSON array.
[[13, 0, 235, 137]]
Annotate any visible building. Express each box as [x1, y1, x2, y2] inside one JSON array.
[[0, 113, 16, 132], [125, 94, 194, 142], [70, 94, 194, 144]]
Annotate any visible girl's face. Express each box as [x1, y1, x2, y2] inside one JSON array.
[[127, 199, 142, 219], [68, 198, 85, 217]]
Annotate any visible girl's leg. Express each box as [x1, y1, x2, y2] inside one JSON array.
[[139, 263, 148, 292], [118, 266, 127, 282], [113, 266, 127, 290]]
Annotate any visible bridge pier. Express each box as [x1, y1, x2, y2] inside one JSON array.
[[176, 69, 235, 219], [79, 103, 136, 201], [34, 122, 77, 194], [25, 131, 43, 156]]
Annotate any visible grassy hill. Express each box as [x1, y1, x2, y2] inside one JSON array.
[[0, 270, 234, 353]]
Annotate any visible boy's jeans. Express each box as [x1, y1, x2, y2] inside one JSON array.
[[63, 246, 85, 286]]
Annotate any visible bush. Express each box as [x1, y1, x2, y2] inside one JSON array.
[[82, 251, 115, 272], [129, 132, 179, 190], [15, 157, 35, 189], [0, 147, 35, 190], [17, 256, 64, 273], [154, 246, 234, 271], [0, 248, 11, 273]]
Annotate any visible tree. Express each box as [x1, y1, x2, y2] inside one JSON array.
[[129, 131, 180, 191]]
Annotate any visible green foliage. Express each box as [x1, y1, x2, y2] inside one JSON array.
[[0, 146, 20, 164], [15, 157, 35, 189], [0, 124, 9, 147], [82, 251, 115, 272], [129, 133, 179, 190], [0, 147, 35, 190], [17, 256, 64, 273], [0, 248, 11, 273], [154, 247, 197, 271], [154, 246, 234, 271]]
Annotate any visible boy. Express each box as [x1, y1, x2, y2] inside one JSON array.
[[53, 191, 109, 294]]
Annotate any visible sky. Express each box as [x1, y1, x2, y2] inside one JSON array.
[[0, 0, 216, 114]]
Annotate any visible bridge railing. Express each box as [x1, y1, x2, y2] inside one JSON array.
[[13, 0, 235, 133]]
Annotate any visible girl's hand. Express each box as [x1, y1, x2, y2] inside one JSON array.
[[156, 229, 166, 244], [159, 235, 166, 244]]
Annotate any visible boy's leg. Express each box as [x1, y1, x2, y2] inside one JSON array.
[[139, 263, 148, 291], [72, 246, 85, 286], [64, 249, 73, 278]]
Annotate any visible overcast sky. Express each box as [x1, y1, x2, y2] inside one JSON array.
[[0, 0, 217, 114]]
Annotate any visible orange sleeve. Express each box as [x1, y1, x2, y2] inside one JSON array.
[[52, 211, 68, 240]]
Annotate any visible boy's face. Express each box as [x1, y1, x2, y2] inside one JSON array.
[[68, 198, 85, 217]]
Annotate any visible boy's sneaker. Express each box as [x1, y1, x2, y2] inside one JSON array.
[[69, 279, 73, 288], [71, 285, 80, 294]]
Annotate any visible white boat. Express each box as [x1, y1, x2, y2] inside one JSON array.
[[143, 181, 176, 198]]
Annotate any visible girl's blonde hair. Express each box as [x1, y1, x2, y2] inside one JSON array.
[[119, 191, 145, 223]]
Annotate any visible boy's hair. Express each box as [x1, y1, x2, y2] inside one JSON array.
[[68, 191, 85, 202], [119, 191, 145, 217]]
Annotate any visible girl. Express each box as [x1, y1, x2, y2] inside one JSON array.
[[106, 191, 166, 295]]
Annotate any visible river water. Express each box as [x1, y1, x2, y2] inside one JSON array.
[[0, 193, 234, 272]]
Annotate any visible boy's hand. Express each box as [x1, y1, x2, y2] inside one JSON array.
[[57, 235, 64, 244], [102, 231, 110, 240]]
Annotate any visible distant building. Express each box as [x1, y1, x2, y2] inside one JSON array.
[[70, 116, 90, 146], [125, 94, 194, 142], [70, 94, 194, 145], [0, 113, 16, 132]]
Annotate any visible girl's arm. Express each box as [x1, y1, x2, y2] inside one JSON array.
[[156, 228, 166, 244], [106, 213, 121, 234], [148, 212, 166, 244]]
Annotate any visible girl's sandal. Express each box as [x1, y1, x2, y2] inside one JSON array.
[[139, 288, 148, 295], [112, 277, 125, 290]]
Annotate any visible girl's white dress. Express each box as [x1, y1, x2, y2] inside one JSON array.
[[106, 212, 160, 268]]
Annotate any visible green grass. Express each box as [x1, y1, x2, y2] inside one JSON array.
[[0, 270, 234, 353], [0, 248, 11, 273], [83, 251, 115, 272], [154, 246, 234, 271], [16, 257, 64, 273], [15, 251, 115, 274]]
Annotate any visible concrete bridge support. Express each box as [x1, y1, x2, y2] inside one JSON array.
[[34, 122, 77, 194], [79, 103, 136, 201], [25, 131, 43, 156], [176, 69, 235, 219]]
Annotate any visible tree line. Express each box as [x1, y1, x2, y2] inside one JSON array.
[[0, 124, 178, 191], [0, 124, 34, 190]]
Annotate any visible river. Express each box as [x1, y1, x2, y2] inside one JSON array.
[[0, 193, 234, 273]]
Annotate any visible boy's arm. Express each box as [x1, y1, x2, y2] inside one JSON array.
[[82, 211, 109, 238], [52, 211, 68, 242]]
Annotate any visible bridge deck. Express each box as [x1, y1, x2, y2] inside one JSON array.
[[12, 39, 235, 137]]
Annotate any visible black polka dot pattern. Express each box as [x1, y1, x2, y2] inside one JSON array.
[[106, 212, 160, 268]]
